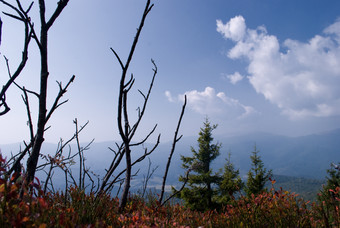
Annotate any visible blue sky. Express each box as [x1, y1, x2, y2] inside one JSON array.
[[0, 0, 340, 144]]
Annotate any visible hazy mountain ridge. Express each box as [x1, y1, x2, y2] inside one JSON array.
[[267, 174, 325, 202], [149, 129, 340, 181], [1, 129, 339, 187]]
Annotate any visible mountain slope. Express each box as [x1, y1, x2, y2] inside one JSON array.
[[0, 129, 339, 190]]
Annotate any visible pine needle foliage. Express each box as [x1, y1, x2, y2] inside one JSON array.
[[245, 144, 272, 197], [178, 118, 221, 211], [218, 152, 244, 204]]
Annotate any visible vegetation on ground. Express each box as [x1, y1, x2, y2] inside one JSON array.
[[1, 153, 339, 227]]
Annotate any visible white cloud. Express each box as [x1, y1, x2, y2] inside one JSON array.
[[165, 91, 174, 102], [216, 15, 246, 42], [165, 87, 256, 118], [226, 72, 244, 84], [324, 19, 340, 43], [217, 16, 340, 118]]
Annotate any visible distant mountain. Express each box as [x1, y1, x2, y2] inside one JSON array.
[[266, 175, 325, 202], [145, 129, 340, 183], [0, 129, 339, 193]]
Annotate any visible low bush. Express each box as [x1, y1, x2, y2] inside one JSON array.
[[1, 154, 339, 227]]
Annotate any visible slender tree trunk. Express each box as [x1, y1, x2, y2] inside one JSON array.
[[159, 95, 186, 204], [115, 0, 153, 212], [119, 145, 131, 211], [26, 18, 48, 183], [0, 17, 2, 47], [25, 0, 70, 184]]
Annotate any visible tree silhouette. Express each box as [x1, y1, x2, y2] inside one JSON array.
[[0, 0, 74, 184]]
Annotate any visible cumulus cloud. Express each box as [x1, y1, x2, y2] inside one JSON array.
[[165, 87, 256, 118], [217, 16, 340, 118], [225, 72, 244, 84], [216, 16, 246, 42]]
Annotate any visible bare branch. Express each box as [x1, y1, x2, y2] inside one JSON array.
[[124, 0, 153, 74], [0, 0, 25, 19], [141, 157, 158, 198], [21, 88, 34, 141], [159, 168, 191, 208], [99, 0, 159, 211], [124, 76, 135, 92], [0, 1, 33, 115], [159, 95, 187, 204], [0, 16, 2, 47], [116, 0, 153, 141], [5, 56, 41, 98], [97, 143, 125, 197], [138, 89, 146, 100], [2, 12, 23, 21], [25, 2, 34, 14], [25, 0, 71, 184], [46, 0, 69, 30], [6, 141, 33, 176], [38, 0, 46, 26], [130, 124, 158, 147], [110, 135, 161, 190], [110, 48, 124, 70], [133, 134, 160, 165], [45, 75, 75, 123], [127, 59, 157, 142]]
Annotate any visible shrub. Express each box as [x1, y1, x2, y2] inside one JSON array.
[[0, 152, 339, 227]]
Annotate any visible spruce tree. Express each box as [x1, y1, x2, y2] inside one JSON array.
[[218, 152, 244, 204], [245, 144, 272, 197], [325, 163, 340, 190], [318, 162, 340, 202], [178, 118, 221, 211]]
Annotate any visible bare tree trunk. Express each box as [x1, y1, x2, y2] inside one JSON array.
[[1, 0, 71, 183], [159, 95, 187, 204], [119, 145, 131, 210], [25, 0, 70, 183], [110, 0, 154, 212], [0, 17, 2, 47], [26, 3, 48, 182]]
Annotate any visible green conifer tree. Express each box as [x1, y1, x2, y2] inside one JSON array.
[[318, 162, 340, 201], [317, 163, 340, 225], [245, 144, 272, 197], [218, 152, 244, 204], [325, 163, 340, 190], [178, 118, 221, 211]]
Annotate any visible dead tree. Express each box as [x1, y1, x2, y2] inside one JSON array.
[[36, 119, 95, 194], [96, 0, 188, 211], [104, 0, 158, 211], [0, 0, 74, 184], [140, 157, 158, 198], [25, 0, 72, 184], [158, 95, 187, 204]]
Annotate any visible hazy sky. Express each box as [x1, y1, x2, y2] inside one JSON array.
[[1, 0, 340, 144]]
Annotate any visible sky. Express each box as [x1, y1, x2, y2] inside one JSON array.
[[0, 0, 340, 144]]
